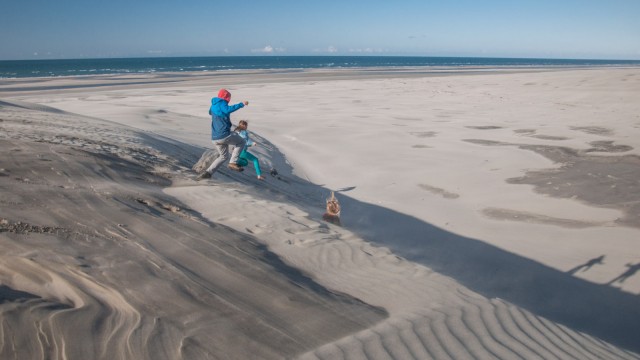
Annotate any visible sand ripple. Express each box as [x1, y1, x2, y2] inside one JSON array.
[[299, 299, 639, 360], [0, 257, 142, 359]]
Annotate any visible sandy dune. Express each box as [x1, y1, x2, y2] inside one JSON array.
[[0, 101, 384, 359], [2, 67, 640, 359]]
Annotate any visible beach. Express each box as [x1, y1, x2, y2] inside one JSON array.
[[1, 67, 640, 359]]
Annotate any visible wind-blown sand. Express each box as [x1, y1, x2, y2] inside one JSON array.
[[1, 67, 640, 359]]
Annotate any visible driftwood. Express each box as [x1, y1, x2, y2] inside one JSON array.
[[322, 191, 341, 226]]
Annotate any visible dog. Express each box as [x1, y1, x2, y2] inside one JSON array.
[[322, 191, 341, 226]]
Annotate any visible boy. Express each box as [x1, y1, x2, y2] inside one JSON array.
[[197, 89, 249, 180]]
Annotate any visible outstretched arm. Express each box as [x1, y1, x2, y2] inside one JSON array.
[[221, 101, 249, 115]]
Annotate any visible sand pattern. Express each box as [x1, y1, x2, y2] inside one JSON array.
[[0, 102, 385, 359], [300, 299, 639, 360], [2, 68, 640, 359], [170, 171, 640, 359]]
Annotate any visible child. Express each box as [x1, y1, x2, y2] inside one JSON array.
[[197, 89, 249, 180], [234, 120, 265, 180]]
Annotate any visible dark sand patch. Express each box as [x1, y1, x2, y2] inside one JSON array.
[[482, 208, 605, 228], [510, 146, 640, 228], [514, 129, 537, 134], [412, 144, 432, 149], [513, 129, 568, 140], [394, 116, 422, 121], [409, 131, 437, 138], [586, 140, 633, 153], [417, 184, 460, 199], [464, 139, 510, 146], [530, 135, 569, 141], [570, 126, 614, 136], [465, 138, 640, 228], [466, 125, 503, 130]]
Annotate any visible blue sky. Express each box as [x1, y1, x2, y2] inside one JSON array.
[[1, 0, 639, 60]]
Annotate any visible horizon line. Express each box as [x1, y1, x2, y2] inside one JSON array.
[[3, 54, 640, 62]]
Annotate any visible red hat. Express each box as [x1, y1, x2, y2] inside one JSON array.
[[217, 89, 231, 102]]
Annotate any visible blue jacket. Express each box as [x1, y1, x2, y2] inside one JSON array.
[[209, 97, 245, 140]]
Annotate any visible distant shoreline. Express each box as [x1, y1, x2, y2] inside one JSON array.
[[3, 65, 640, 96], [2, 55, 639, 79]]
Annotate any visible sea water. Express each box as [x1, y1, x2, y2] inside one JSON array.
[[1, 56, 639, 78]]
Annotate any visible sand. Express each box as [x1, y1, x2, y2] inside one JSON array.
[[1, 67, 640, 359]]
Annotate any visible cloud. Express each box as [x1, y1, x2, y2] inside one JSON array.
[[312, 46, 339, 53], [348, 48, 387, 54], [251, 45, 285, 53]]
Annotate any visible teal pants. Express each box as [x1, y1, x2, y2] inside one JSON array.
[[237, 150, 262, 176]]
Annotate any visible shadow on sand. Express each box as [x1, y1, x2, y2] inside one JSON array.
[[0, 285, 40, 303], [567, 255, 606, 275], [177, 131, 640, 354], [240, 134, 640, 354], [339, 197, 640, 353], [608, 263, 640, 286]]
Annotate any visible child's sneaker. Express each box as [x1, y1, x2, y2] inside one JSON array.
[[196, 171, 212, 181], [257, 175, 266, 181], [228, 163, 244, 172]]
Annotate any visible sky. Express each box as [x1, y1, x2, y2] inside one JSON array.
[[1, 0, 639, 60]]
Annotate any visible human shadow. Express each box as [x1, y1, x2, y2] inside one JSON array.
[[567, 255, 605, 275], [608, 263, 640, 286]]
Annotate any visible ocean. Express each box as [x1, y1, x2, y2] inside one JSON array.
[[1, 56, 639, 78]]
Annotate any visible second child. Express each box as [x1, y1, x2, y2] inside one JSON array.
[[234, 120, 265, 181]]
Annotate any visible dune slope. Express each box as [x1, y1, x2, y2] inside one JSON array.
[[0, 101, 386, 359]]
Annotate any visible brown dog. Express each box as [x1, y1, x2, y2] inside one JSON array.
[[322, 191, 341, 226]]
